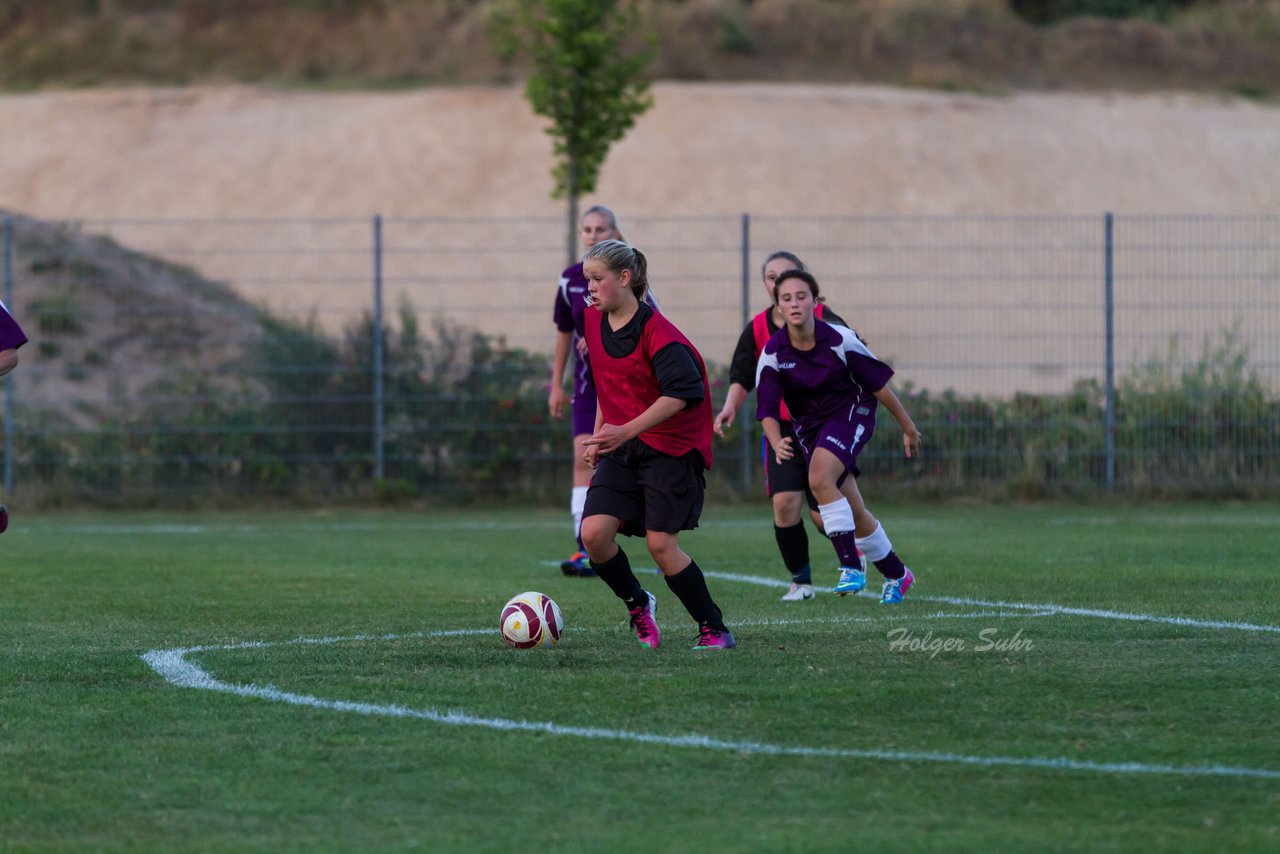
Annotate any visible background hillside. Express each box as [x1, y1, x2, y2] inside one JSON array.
[[1, 0, 1279, 95]]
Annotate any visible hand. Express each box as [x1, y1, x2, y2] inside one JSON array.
[[772, 436, 795, 464], [583, 443, 600, 469], [576, 337, 589, 356], [713, 406, 735, 437], [583, 423, 630, 456], [549, 386, 566, 420], [903, 428, 922, 458]]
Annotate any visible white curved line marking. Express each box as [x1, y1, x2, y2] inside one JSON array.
[[141, 624, 1280, 781]]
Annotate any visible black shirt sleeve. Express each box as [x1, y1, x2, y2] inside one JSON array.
[[653, 343, 706, 404], [727, 322, 760, 390], [821, 305, 848, 328]]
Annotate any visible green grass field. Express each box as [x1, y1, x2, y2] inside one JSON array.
[[3, 502, 1279, 852]]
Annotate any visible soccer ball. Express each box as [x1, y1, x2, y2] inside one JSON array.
[[500, 591, 564, 649]]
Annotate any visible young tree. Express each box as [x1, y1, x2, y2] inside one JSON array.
[[493, 0, 655, 264]]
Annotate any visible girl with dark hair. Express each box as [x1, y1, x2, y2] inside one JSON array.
[[756, 269, 922, 605], [713, 251, 863, 601], [579, 239, 735, 649]]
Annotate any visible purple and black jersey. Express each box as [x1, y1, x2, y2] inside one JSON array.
[[0, 300, 27, 352], [553, 262, 594, 401], [726, 305, 848, 392], [755, 318, 894, 463]]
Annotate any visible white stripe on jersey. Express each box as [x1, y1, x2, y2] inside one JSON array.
[[558, 275, 571, 305], [754, 347, 779, 390], [831, 324, 877, 366]]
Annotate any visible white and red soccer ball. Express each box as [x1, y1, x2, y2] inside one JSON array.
[[500, 591, 564, 649]]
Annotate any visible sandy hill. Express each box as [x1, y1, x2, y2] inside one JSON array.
[[1, 82, 1276, 401], [1, 82, 1277, 220]]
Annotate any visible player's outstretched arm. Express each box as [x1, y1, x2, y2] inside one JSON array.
[[873, 385, 922, 458], [714, 383, 749, 436]]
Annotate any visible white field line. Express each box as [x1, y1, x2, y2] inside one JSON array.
[[140, 624, 1280, 781], [694, 570, 1280, 634]]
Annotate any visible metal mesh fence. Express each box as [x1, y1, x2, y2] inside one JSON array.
[[2, 212, 1277, 503]]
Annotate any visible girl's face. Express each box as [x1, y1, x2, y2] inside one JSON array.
[[762, 257, 796, 302], [584, 259, 632, 313], [775, 277, 816, 328], [580, 212, 617, 250]]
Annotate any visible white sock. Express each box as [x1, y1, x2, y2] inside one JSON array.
[[817, 498, 856, 536], [856, 523, 892, 562], [571, 486, 588, 541]]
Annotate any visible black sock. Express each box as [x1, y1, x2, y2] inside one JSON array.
[[591, 547, 645, 609], [774, 522, 812, 584], [873, 551, 906, 580], [664, 560, 726, 631]]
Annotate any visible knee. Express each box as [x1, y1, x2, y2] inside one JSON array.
[[772, 492, 803, 525], [580, 517, 611, 556], [646, 535, 680, 567], [808, 473, 837, 503]]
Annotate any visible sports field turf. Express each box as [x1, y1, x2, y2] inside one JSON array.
[[3, 502, 1278, 851]]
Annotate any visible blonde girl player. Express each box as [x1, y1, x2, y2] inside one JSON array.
[[579, 239, 735, 650], [550, 206, 654, 577], [713, 250, 864, 602], [0, 298, 28, 533], [755, 269, 922, 604]]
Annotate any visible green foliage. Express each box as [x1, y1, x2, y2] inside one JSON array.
[[1011, 0, 1196, 25], [851, 327, 1280, 498], [12, 315, 1278, 504], [29, 291, 83, 335], [491, 0, 655, 202], [718, 7, 758, 55]]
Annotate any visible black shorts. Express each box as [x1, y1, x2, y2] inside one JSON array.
[[584, 439, 706, 537], [762, 423, 819, 512]]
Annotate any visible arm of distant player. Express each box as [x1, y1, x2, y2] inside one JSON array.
[[549, 330, 572, 419], [713, 382, 749, 436]]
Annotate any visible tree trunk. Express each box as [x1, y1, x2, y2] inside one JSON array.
[[566, 156, 580, 267]]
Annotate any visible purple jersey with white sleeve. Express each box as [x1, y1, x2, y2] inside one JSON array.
[[755, 318, 894, 465], [553, 261, 594, 400], [0, 300, 28, 351]]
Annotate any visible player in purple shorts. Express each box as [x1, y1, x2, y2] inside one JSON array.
[[755, 269, 923, 604], [579, 239, 735, 650], [713, 250, 864, 603], [0, 298, 29, 534], [549, 205, 657, 577]]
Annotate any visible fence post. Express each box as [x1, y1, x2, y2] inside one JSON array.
[[739, 213, 752, 496], [3, 216, 12, 497], [1104, 212, 1115, 493], [373, 214, 385, 483]]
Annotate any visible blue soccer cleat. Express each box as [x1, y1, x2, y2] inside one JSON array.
[[834, 565, 866, 596], [560, 550, 596, 577], [880, 567, 915, 605]]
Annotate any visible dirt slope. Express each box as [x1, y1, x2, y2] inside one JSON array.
[[1, 82, 1277, 219], [1, 82, 1275, 400]]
